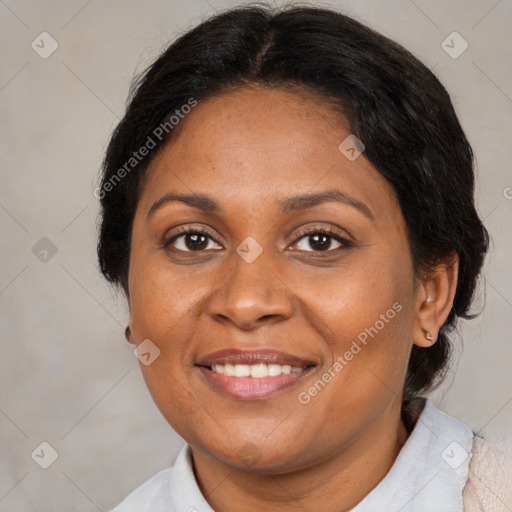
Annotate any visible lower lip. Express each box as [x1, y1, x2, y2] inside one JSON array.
[[197, 366, 315, 400]]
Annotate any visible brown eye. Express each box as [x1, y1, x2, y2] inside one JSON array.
[[296, 233, 341, 252], [164, 229, 222, 252], [291, 228, 352, 253]]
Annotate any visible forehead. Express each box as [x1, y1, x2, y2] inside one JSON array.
[[138, 85, 400, 220]]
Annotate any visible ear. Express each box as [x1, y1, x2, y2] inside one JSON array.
[[125, 321, 136, 345], [124, 295, 136, 344], [413, 252, 459, 348]]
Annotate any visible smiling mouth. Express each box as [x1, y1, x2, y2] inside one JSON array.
[[194, 348, 318, 399], [205, 362, 310, 377], [195, 360, 316, 400]]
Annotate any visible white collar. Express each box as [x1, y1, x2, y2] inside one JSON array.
[[164, 400, 474, 511], [350, 399, 474, 511]]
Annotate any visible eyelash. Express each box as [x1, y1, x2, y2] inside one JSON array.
[[162, 225, 353, 254], [293, 226, 353, 252]]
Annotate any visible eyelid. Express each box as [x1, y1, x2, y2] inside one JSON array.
[[162, 224, 224, 249], [289, 225, 353, 251], [291, 224, 353, 243]]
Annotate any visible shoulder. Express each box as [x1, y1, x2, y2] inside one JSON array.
[[463, 434, 512, 512], [108, 467, 174, 512]]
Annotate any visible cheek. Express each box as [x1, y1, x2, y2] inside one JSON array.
[[127, 257, 207, 409], [128, 266, 206, 436], [139, 361, 212, 448], [128, 253, 211, 342], [295, 284, 412, 440], [305, 256, 410, 340], [298, 252, 414, 391]]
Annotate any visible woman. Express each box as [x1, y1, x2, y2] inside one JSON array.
[[97, 4, 512, 511]]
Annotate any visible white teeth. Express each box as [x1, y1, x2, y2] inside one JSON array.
[[210, 363, 305, 377], [213, 364, 225, 374], [234, 364, 251, 377], [268, 364, 282, 376], [250, 363, 268, 378], [281, 365, 292, 375]]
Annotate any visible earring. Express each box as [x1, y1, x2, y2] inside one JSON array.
[[425, 331, 434, 342], [124, 325, 132, 343]]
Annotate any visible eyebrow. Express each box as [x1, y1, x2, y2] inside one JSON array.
[[281, 189, 373, 220], [146, 189, 373, 221]]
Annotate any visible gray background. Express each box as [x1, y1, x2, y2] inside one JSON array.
[[1, 0, 511, 510]]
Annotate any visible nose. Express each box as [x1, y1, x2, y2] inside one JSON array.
[[206, 251, 295, 330]]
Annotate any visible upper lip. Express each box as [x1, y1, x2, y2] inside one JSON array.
[[196, 349, 317, 367]]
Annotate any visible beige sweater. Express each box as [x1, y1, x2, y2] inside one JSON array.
[[463, 434, 512, 511]]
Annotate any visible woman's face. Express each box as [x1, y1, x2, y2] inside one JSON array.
[[127, 85, 421, 472]]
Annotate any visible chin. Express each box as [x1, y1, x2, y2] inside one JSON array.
[[192, 430, 314, 474]]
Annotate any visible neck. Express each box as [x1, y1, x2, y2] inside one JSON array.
[[191, 403, 411, 512]]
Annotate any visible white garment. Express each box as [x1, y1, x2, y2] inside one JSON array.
[[109, 399, 474, 512]]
